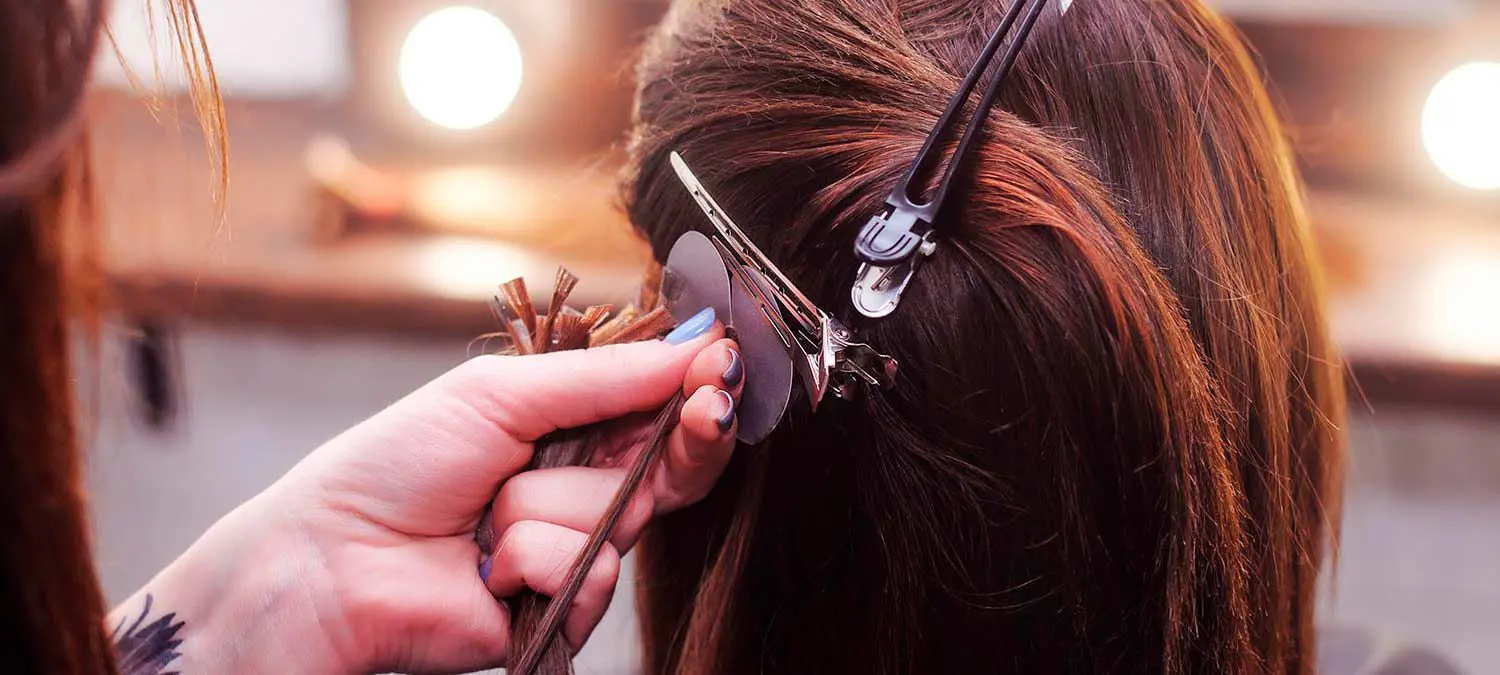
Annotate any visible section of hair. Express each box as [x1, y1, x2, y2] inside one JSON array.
[[622, 1, 1343, 674], [511, 394, 687, 675], [486, 271, 683, 675], [0, 1, 115, 672], [0, 1, 222, 673]]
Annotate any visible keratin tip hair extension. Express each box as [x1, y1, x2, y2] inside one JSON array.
[[481, 266, 685, 675]]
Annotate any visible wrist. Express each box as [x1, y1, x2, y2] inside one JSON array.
[[112, 494, 356, 674]]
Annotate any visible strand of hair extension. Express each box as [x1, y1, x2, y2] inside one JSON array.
[[487, 265, 687, 675], [533, 268, 580, 352], [510, 392, 688, 675], [501, 278, 538, 334]]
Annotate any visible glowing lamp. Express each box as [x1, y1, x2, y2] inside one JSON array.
[[398, 6, 523, 130], [1422, 61, 1500, 191]]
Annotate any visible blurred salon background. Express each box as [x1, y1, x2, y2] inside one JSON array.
[[84, 1, 1499, 673]]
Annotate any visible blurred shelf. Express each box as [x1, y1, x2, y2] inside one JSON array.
[[93, 94, 649, 338], [91, 95, 1500, 408], [108, 234, 647, 337], [1311, 190, 1500, 410]]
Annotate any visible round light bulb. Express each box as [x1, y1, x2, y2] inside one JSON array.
[[1422, 61, 1500, 191], [399, 6, 523, 131]]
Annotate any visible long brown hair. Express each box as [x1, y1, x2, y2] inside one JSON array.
[[623, 1, 1345, 673], [0, 1, 220, 672]]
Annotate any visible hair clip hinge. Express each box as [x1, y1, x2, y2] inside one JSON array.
[[851, 223, 935, 318]]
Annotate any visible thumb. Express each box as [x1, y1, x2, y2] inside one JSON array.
[[296, 309, 723, 534], [438, 310, 725, 446]]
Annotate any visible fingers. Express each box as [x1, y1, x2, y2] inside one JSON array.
[[485, 338, 743, 552], [317, 310, 723, 535], [443, 308, 726, 444], [482, 521, 622, 651], [654, 385, 737, 512], [489, 467, 654, 551], [685, 337, 744, 398], [656, 338, 742, 512], [471, 336, 744, 658]]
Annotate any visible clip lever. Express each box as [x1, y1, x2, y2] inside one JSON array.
[[671, 153, 897, 410], [852, 200, 938, 317], [850, 0, 1053, 318]]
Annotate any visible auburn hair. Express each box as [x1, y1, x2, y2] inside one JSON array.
[[0, 1, 220, 672], [621, 1, 1345, 673]]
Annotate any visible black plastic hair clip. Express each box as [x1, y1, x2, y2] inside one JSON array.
[[851, 0, 1069, 318], [664, 152, 898, 444]]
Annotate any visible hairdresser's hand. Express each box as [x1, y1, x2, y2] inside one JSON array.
[[110, 308, 742, 675]]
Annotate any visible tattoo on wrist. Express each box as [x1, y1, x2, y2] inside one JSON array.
[[112, 594, 186, 675]]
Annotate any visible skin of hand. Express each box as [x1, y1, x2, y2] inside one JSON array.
[[109, 316, 742, 674]]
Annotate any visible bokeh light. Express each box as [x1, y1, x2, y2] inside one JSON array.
[[1422, 61, 1500, 191], [1420, 254, 1500, 364], [399, 6, 523, 130]]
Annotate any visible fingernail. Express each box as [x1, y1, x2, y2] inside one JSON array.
[[714, 389, 736, 434], [664, 307, 715, 345], [475, 519, 495, 552], [722, 348, 743, 388], [478, 555, 493, 582]]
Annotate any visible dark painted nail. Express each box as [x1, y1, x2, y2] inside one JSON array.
[[475, 517, 495, 552], [722, 348, 743, 388], [478, 555, 493, 582], [665, 307, 715, 345], [714, 390, 736, 434]]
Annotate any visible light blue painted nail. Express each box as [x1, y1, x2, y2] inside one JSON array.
[[478, 556, 493, 582], [665, 307, 716, 345]]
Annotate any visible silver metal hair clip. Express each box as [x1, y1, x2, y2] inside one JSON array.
[[851, 0, 1056, 318], [666, 152, 897, 442]]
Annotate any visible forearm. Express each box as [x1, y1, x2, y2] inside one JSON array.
[[109, 497, 353, 674]]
